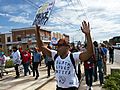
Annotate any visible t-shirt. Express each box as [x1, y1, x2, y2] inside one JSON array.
[[51, 50, 81, 88], [12, 50, 21, 65], [0, 54, 6, 66], [21, 51, 31, 63], [33, 52, 41, 62]]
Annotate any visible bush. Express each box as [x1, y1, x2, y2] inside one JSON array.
[[5, 59, 14, 68], [103, 71, 120, 90]]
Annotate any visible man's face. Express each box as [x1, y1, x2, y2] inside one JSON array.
[[57, 44, 69, 56], [13, 48, 17, 52]]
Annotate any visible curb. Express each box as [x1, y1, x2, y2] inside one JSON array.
[[35, 75, 55, 90]]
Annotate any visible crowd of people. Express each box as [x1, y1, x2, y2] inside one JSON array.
[[0, 21, 115, 90]]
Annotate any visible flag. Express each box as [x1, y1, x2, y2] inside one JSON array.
[[33, 1, 55, 25]]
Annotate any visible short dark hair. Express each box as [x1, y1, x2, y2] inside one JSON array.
[[93, 41, 98, 47], [12, 46, 18, 50]]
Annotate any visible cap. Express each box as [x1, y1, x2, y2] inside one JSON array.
[[54, 39, 70, 47]]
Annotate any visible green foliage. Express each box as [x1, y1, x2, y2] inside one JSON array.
[[5, 59, 14, 68], [103, 71, 120, 90]]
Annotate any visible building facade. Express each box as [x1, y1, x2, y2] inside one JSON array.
[[0, 33, 12, 55], [0, 27, 69, 56], [109, 36, 120, 45], [12, 27, 51, 50]]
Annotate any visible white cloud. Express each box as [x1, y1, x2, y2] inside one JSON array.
[[9, 16, 33, 24], [0, 0, 120, 43], [31, 0, 120, 42], [55, 0, 68, 7], [0, 12, 32, 24], [1, 5, 18, 14], [0, 25, 3, 29]]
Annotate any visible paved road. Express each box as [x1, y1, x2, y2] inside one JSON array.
[[0, 63, 55, 90]]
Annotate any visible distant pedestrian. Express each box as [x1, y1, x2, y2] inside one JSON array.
[[27, 48, 33, 72], [21, 50, 31, 76], [44, 44, 55, 78], [101, 43, 108, 75], [0, 50, 7, 78], [108, 45, 114, 64], [84, 56, 94, 90], [93, 41, 104, 86], [33, 47, 41, 80], [11, 46, 21, 78]]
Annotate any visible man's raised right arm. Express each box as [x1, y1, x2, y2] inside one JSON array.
[[35, 25, 52, 57]]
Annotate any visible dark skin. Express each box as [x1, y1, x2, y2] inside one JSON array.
[[35, 20, 93, 61]]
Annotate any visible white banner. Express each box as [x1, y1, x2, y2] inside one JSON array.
[[33, 1, 55, 25]]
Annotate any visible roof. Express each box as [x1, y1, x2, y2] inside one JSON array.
[[11, 26, 51, 32]]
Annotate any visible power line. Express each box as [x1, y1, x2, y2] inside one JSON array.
[[76, 0, 89, 21], [66, 0, 82, 22], [23, 0, 85, 33], [23, 0, 38, 9], [24, 0, 76, 29]]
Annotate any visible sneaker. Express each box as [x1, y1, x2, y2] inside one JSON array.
[[35, 76, 39, 80], [0, 73, 2, 78], [47, 76, 50, 78], [86, 86, 89, 90], [15, 76, 19, 79], [89, 87, 93, 90]]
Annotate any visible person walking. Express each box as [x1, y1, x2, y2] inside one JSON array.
[[0, 50, 7, 78], [101, 43, 107, 75], [108, 45, 114, 64], [84, 55, 94, 90], [35, 20, 93, 90], [33, 47, 41, 80], [93, 41, 104, 86], [44, 44, 55, 78], [21, 50, 31, 76], [11, 46, 21, 78]]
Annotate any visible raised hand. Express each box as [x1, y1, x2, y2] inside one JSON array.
[[81, 20, 90, 35], [35, 25, 40, 32]]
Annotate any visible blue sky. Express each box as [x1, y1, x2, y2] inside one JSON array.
[[0, 0, 120, 43]]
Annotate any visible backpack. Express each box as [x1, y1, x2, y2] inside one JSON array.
[[54, 53, 81, 82], [95, 47, 104, 61]]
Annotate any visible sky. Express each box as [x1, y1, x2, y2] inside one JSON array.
[[0, 0, 120, 43]]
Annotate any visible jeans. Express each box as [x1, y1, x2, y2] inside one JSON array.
[[47, 61, 55, 76], [14, 64, 20, 77], [85, 68, 93, 87], [109, 54, 114, 64], [23, 62, 30, 76], [33, 62, 39, 77], [94, 61, 104, 84]]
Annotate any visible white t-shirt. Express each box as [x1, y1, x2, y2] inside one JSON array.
[[51, 50, 81, 88], [12, 50, 21, 65]]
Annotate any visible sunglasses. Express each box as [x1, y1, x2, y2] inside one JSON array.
[[57, 44, 65, 47], [57, 44, 69, 47]]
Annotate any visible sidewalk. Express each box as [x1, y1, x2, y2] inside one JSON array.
[[0, 61, 120, 90], [0, 63, 55, 90]]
